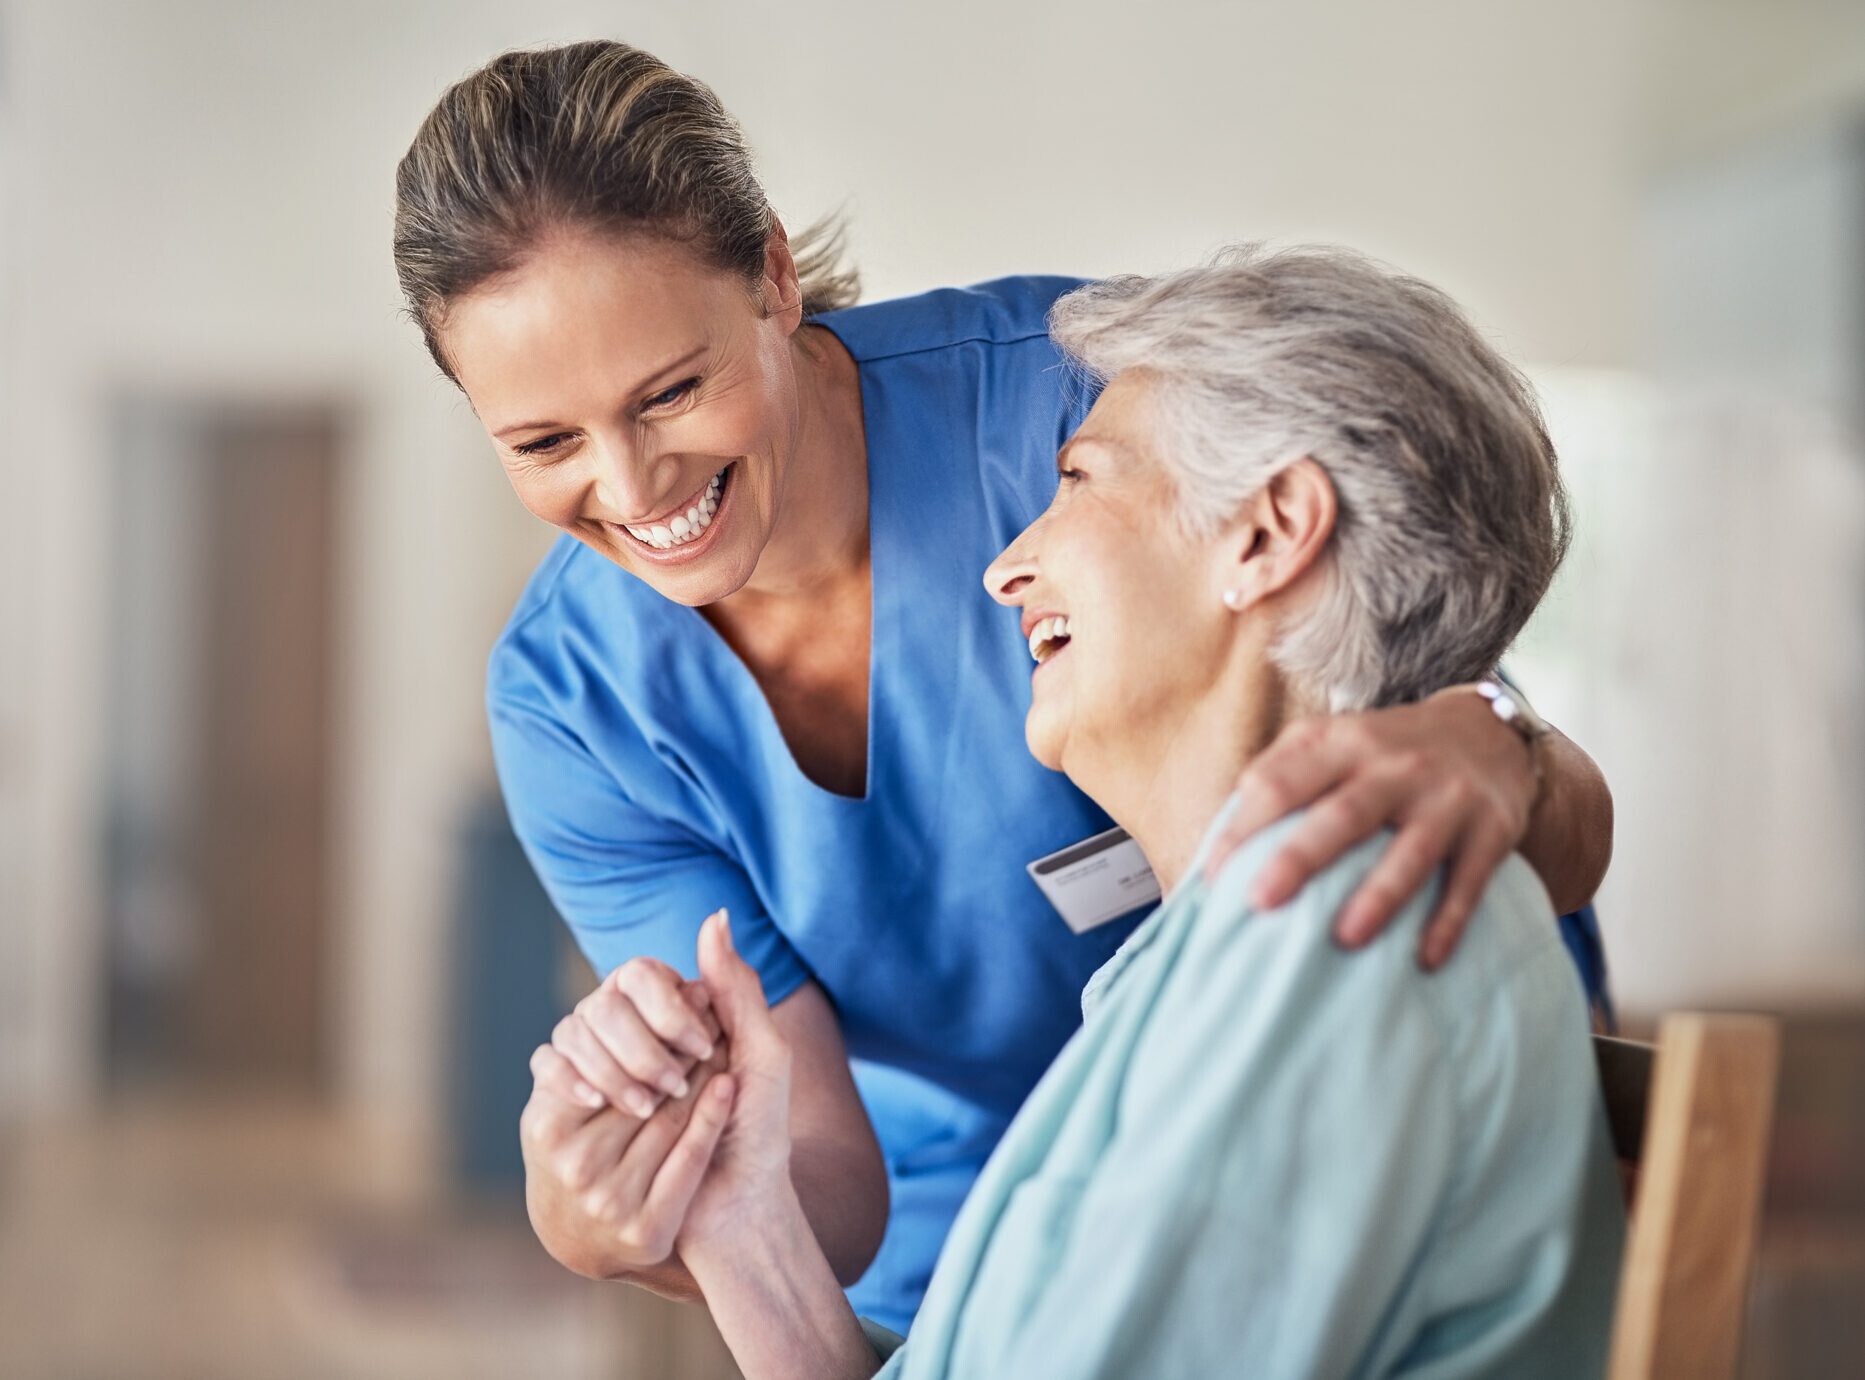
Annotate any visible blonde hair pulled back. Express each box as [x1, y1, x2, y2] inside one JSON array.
[[393, 40, 858, 380]]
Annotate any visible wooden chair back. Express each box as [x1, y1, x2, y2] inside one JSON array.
[[1594, 1013, 1781, 1380]]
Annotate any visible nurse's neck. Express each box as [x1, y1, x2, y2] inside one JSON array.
[[733, 325, 871, 603], [1074, 645, 1313, 899]]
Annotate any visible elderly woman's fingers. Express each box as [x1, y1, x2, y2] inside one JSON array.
[[1203, 716, 1356, 892], [607, 1068, 707, 1201], [575, 1042, 732, 1242], [647, 1073, 736, 1248], [1418, 821, 1515, 971], [614, 958, 717, 1061], [553, 1012, 662, 1119]]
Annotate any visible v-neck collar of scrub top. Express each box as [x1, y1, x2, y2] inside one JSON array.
[[677, 328, 884, 807]]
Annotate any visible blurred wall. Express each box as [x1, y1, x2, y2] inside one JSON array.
[[5, 0, 1863, 1161]]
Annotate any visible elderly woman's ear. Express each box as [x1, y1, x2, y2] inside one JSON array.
[[1219, 457, 1338, 615]]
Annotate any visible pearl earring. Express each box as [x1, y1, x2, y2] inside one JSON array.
[[1222, 587, 1245, 611]]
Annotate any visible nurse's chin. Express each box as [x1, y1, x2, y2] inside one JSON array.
[[638, 542, 761, 609]]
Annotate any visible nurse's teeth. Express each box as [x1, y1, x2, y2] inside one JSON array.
[[621, 468, 729, 549]]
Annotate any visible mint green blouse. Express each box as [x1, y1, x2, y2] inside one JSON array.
[[867, 806, 1626, 1378]]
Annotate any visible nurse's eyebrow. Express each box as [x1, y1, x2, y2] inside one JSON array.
[[493, 346, 708, 439]]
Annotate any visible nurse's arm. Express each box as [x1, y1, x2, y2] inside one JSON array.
[[1204, 685, 1612, 966], [535, 979, 890, 1302]]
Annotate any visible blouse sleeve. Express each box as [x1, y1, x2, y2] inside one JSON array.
[[992, 848, 1464, 1379], [488, 670, 811, 1002]]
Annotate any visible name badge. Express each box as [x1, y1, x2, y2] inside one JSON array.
[[1027, 826, 1162, 934]]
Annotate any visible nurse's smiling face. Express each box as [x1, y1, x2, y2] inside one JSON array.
[[984, 372, 1246, 780], [440, 230, 807, 606]]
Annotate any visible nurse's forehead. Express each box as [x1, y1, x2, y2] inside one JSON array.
[[447, 288, 714, 426], [445, 235, 743, 393]]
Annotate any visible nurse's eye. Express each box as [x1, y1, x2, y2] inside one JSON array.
[[514, 432, 573, 457], [642, 377, 699, 413], [1057, 465, 1084, 485]]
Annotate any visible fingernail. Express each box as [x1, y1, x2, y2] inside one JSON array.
[[574, 1081, 604, 1108], [659, 1072, 688, 1098], [718, 909, 734, 950], [625, 1089, 656, 1118], [689, 1037, 715, 1060]]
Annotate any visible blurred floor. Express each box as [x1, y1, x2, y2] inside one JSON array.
[[0, 1094, 739, 1380]]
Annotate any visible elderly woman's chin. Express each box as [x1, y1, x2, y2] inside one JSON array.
[[1022, 696, 1070, 775]]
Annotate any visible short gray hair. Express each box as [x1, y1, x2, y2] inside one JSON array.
[[1048, 244, 1570, 711]]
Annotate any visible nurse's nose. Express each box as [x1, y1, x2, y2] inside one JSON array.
[[587, 435, 659, 521], [985, 527, 1039, 606]]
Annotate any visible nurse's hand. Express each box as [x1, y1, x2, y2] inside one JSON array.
[[522, 1035, 732, 1279], [547, 957, 723, 1119], [1202, 685, 1538, 970], [519, 967, 727, 1282]]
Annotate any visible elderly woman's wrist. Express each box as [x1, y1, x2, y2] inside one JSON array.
[[681, 1176, 811, 1277]]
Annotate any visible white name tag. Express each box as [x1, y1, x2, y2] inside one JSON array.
[[1027, 826, 1162, 934]]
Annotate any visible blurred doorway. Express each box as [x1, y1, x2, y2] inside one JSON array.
[[102, 396, 341, 1094]]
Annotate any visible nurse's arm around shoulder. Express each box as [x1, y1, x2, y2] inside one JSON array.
[[520, 958, 888, 1303], [1203, 682, 1613, 967]]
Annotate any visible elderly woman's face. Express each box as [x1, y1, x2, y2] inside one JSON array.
[[441, 232, 802, 606], [984, 372, 1239, 775]]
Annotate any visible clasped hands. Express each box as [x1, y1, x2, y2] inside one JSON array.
[[519, 685, 1546, 1279], [519, 909, 795, 1281]]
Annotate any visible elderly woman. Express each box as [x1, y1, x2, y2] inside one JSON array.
[[662, 247, 1628, 1379]]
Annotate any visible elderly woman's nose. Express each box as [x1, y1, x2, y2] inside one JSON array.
[[985, 531, 1039, 606]]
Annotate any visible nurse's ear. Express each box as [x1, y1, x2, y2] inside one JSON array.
[[758, 220, 805, 333], [1216, 458, 1338, 615]]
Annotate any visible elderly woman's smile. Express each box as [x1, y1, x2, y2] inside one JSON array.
[[987, 370, 1305, 813]]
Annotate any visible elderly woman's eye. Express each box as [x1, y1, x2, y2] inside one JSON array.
[[1058, 466, 1084, 484], [644, 377, 699, 412]]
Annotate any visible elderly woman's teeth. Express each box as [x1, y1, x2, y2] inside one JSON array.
[[626, 470, 725, 549], [1029, 615, 1072, 663]]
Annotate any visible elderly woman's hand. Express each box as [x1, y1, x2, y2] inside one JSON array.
[[520, 959, 728, 1281], [1201, 684, 1538, 970], [675, 909, 799, 1258]]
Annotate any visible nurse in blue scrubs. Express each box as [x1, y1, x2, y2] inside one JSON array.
[[394, 41, 1615, 1336]]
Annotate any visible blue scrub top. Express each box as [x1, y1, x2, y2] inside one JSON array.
[[487, 276, 1610, 1335]]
